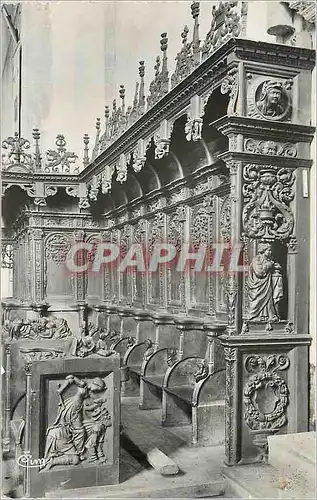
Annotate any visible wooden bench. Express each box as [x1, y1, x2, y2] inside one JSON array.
[[162, 326, 226, 446]]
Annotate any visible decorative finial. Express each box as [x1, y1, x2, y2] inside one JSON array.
[[191, 1, 201, 67], [139, 61, 145, 115], [92, 118, 101, 160], [154, 56, 160, 77], [32, 128, 42, 171], [83, 133, 90, 168], [119, 85, 125, 115]]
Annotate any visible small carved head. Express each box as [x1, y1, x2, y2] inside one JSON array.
[[260, 82, 283, 106], [257, 242, 272, 258], [89, 377, 106, 393]]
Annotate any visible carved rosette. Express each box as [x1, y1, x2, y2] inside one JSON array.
[[244, 354, 290, 462], [242, 164, 295, 241]]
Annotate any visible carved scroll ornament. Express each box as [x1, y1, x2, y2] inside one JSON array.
[[244, 139, 297, 158], [242, 164, 295, 241]]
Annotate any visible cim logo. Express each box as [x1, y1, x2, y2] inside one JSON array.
[[17, 454, 46, 469]]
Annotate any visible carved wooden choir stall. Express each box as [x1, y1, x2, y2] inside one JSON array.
[[1, 1, 315, 497]]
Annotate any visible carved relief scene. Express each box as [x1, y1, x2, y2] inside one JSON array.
[[1, 1, 315, 498]]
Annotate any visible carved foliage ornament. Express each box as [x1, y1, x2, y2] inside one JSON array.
[[219, 195, 231, 243], [242, 164, 295, 240], [46, 234, 71, 264], [45, 134, 79, 173], [243, 354, 290, 460]]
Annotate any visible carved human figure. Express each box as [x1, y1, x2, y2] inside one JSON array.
[[256, 82, 286, 118], [83, 379, 112, 463], [43, 375, 110, 469], [247, 242, 283, 322], [143, 339, 154, 360]]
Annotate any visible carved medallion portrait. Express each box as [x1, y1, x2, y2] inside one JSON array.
[[248, 78, 292, 121]]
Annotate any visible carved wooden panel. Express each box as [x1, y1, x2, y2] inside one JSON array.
[[166, 207, 186, 309], [188, 200, 211, 312], [26, 355, 120, 497], [131, 220, 145, 306], [44, 233, 73, 298], [86, 234, 102, 299], [111, 229, 119, 303], [147, 213, 165, 307], [119, 225, 131, 305]]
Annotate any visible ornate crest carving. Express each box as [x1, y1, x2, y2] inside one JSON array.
[[242, 164, 295, 240], [202, 0, 241, 60], [46, 234, 71, 264], [244, 354, 290, 462], [45, 134, 79, 173], [2, 133, 34, 171]]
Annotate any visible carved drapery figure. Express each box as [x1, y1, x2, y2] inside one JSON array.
[[247, 242, 283, 322], [43, 375, 111, 469]]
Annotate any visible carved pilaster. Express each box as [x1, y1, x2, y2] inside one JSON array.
[[72, 230, 87, 302], [28, 228, 44, 302], [225, 160, 243, 335], [223, 346, 238, 466]]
